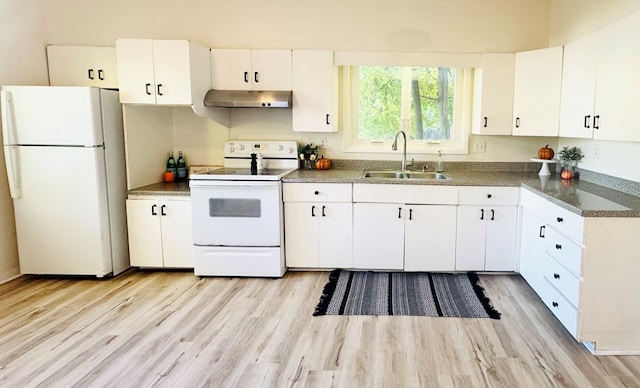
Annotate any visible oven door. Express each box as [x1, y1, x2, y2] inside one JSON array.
[[190, 180, 282, 247]]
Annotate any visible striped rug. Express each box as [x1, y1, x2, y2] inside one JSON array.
[[313, 270, 500, 319]]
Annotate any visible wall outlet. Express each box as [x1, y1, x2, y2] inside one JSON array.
[[592, 144, 600, 159], [320, 138, 327, 148], [473, 141, 486, 153]]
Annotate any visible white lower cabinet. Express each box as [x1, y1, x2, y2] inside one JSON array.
[[353, 203, 405, 270], [126, 197, 193, 268], [519, 187, 640, 354], [456, 187, 519, 271], [352, 184, 459, 271], [283, 183, 352, 268], [404, 205, 457, 271]]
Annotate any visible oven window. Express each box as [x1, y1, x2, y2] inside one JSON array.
[[209, 198, 261, 217]]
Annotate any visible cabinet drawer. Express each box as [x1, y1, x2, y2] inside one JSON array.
[[458, 186, 519, 205], [283, 183, 352, 202], [536, 279, 579, 339], [520, 188, 584, 242], [353, 184, 458, 204], [544, 255, 581, 307], [544, 226, 583, 276]]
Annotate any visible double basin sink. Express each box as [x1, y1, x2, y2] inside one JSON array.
[[361, 170, 452, 180]]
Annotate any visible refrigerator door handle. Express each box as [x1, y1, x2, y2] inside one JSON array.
[[1, 90, 21, 198], [1, 90, 16, 146], [4, 145, 21, 199]]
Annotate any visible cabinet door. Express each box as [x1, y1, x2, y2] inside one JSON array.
[[152, 40, 194, 105], [251, 50, 292, 90], [116, 39, 156, 104], [318, 202, 353, 268], [211, 49, 252, 90], [284, 202, 320, 267], [404, 205, 457, 271], [455, 206, 487, 271], [558, 33, 598, 139], [353, 203, 404, 270], [518, 207, 547, 293], [292, 50, 337, 132], [126, 199, 163, 267], [593, 12, 640, 142], [472, 53, 514, 135], [47, 46, 118, 88], [160, 200, 193, 268], [484, 206, 518, 271], [512, 46, 563, 136]]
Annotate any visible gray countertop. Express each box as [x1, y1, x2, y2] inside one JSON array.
[[128, 169, 640, 217]]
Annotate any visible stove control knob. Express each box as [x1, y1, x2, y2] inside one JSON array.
[[229, 146, 235, 153], [239, 144, 245, 150], [289, 147, 294, 153], [278, 145, 284, 151]]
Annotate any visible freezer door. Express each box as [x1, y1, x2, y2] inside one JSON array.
[[1, 86, 104, 146], [10, 146, 114, 276]]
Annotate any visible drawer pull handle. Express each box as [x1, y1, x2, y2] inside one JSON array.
[[322, 205, 326, 217], [555, 244, 562, 250], [552, 301, 559, 308], [480, 209, 484, 220], [398, 207, 402, 219], [553, 273, 560, 279], [556, 217, 563, 223], [311, 205, 316, 217], [490, 209, 495, 221], [539, 225, 545, 238], [409, 208, 413, 220]]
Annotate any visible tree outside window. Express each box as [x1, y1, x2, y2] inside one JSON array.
[[357, 66, 456, 142]]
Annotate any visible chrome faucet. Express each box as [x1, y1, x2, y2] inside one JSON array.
[[392, 130, 408, 171]]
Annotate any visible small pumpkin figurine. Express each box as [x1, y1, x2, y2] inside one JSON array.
[[538, 144, 555, 160], [560, 169, 573, 180], [315, 155, 331, 170]]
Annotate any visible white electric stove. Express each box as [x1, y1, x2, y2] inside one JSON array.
[[189, 140, 298, 277]]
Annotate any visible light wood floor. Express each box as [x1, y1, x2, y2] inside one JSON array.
[[0, 270, 638, 387]]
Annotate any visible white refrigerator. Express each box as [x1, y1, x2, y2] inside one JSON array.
[[1, 86, 129, 277]]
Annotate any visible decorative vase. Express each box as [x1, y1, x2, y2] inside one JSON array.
[[303, 159, 315, 170]]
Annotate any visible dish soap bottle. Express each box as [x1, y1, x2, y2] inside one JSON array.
[[435, 150, 444, 172]]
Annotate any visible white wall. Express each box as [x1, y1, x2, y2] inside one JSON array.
[[0, 0, 50, 282], [41, 0, 550, 52]]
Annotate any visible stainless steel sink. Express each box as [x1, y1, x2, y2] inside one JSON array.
[[361, 170, 452, 180]]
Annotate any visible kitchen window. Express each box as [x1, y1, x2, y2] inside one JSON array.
[[341, 65, 473, 154]]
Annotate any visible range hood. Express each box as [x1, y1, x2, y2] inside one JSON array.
[[203, 90, 292, 108]]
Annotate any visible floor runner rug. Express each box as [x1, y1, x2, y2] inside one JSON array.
[[313, 270, 500, 319]]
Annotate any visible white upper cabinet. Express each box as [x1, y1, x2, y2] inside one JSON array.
[[292, 50, 337, 132], [512, 46, 563, 137], [116, 39, 211, 106], [560, 11, 640, 142], [47, 46, 119, 88], [211, 49, 291, 91], [592, 12, 640, 142], [559, 32, 600, 139], [472, 53, 515, 135]]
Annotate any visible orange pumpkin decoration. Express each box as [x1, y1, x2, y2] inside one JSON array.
[[315, 156, 331, 170], [560, 169, 573, 180], [538, 145, 554, 160]]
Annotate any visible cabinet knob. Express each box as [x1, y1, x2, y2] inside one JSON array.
[[555, 244, 562, 250], [552, 301, 559, 308], [553, 273, 560, 279], [556, 217, 563, 223], [314, 191, 319, 195], [487, 194, 492, 198]]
